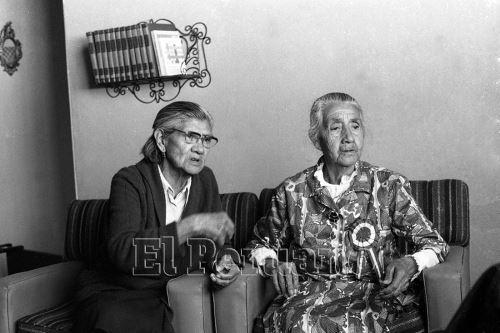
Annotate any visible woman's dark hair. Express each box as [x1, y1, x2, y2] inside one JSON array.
[[141, 101, 214, 163]]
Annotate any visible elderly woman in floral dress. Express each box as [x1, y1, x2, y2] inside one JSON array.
[[249, 92, 448, 333]]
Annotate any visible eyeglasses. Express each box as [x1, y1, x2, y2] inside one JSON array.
[[167, 128, 219, 148]]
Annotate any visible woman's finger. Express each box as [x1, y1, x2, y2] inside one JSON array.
[[272, 270, 281, 294], [211, 271, 240, 286], [284, 264, 295, 297], [291, 263, 300, 291], [277, 265, 287, 295], [214, 267, 241, 280], [381, 264, 395, 286], [210, 273, 231, 287], [379, 282, 397, 298], [214, 272, 234, 280]]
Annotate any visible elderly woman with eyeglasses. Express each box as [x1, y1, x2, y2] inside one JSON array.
[[248, 92, 448, 333], [74, 101, 240, 333]]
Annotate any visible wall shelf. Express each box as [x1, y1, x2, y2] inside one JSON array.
[[90, 19, 211, 104]]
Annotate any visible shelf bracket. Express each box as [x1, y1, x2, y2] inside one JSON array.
[[103, 20, 211, 104]]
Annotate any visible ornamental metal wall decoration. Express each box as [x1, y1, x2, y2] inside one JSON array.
[[103, 19, 211, 104], [0, 21, 22, 76]]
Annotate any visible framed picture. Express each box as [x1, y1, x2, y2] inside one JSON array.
[[151, 29, 186, 76]]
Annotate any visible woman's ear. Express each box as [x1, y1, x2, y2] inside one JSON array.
[[153, 129, 166, 152]]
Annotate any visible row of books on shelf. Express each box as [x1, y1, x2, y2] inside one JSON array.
[[86, 22, 187, 85]]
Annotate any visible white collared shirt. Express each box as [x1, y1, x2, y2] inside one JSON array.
[[314, 166, 357, 203], [158, 165, 192, 225]]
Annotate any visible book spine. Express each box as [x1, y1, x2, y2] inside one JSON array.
[[86, 31, 100, 84], [105, 28, 116, 82], [93, 31, 104, 83], [125, 25, 138, 80], [130, 24, 144, 79], [142, 23, 158, 78], [112, 27, 125, 82], [137, 23, 151, 79], [95, 30, 110, 83], [119, 26, 132, 81]]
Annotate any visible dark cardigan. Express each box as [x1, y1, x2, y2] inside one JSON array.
[[106, 158, 223, 288], [76, 158, 223, 296]]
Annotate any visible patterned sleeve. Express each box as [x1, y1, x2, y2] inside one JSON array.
[[247, 183, 293, 266], [390, 176, 449, 263]]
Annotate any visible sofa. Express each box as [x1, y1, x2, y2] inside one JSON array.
[[0, 179, 470, 333]]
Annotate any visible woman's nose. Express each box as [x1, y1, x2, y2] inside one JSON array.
[[341, 127, 354, 142], [192, 140, 206, 154]]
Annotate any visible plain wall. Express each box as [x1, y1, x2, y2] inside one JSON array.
[[0, 0, 75, 255], [63, 0, 500, 283]]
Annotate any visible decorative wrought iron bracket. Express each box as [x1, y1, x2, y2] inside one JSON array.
[[0, 21, 22, 76], [103, 19, 211, 104]]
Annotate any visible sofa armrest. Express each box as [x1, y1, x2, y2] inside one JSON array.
[[166, 272, 214, 333], [0, 261, 83, 333], [423, 245, 470, 333], [213, 263, 277, 333]]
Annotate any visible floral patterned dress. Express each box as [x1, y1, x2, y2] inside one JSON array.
[[249, 159, 448, 333]]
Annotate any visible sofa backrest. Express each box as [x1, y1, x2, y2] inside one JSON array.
[[221, 193, 259, 251], [258, 179, 470, 248], [408, 179, 469, 246], [64, 199, 108, 267], [64, 192, 259, 267], [64, 179, 469, 267]]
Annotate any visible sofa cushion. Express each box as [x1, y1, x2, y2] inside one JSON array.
[[258, 179, 469, 247], [17, 300, 74, 333]]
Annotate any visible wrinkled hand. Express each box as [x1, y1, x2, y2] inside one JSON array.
[[210, 254, 240, 287], [379, 257, 418, 299], [264, 258, 299, 298], [177, 212, 234, 247]]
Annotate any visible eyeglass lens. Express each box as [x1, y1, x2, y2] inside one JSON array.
[[184, 131, 217, 148]]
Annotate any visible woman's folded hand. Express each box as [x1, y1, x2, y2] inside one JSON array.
[[264, 258, 299, 298], [210, 254, 241, 287], [378, 256, 418, 299]]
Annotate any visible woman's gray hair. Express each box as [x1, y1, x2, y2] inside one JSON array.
[[142, 101, 214, 163], [308, 92, 364, 150]]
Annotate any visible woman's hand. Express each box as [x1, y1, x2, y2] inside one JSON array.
[[264, 258, 299, 298], [177, 212, 234, 247], [210, 254, 240, 287], [378, 257, 418, 299]]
